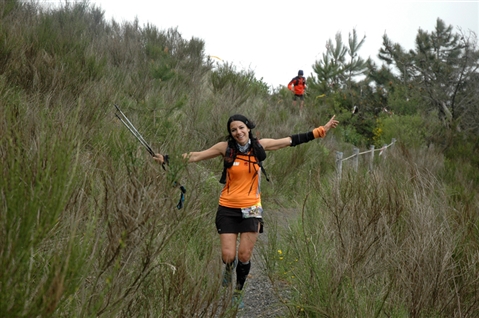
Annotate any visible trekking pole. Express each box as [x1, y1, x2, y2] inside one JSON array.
[[115, 104, 157, 156], [114, 104, 186, 208]]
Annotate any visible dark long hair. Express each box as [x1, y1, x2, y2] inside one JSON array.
[[226, 114, 255, 142]]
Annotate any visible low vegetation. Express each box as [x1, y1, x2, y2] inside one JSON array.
[[1, 1, 478, 317]]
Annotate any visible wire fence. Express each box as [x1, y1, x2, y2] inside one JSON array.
[[335, 138, 397, 178]]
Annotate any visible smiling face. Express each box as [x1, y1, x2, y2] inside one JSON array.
[[229, 120, 250, 146]]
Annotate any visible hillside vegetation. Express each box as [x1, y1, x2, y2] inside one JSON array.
[[1, 2, 478, 317]]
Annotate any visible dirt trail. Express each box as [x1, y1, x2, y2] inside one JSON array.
[[237, 208, 297, 317]]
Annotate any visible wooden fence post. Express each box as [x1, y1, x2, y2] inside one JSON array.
[[336, 151, 343, 178], [382, 144, 387, 158], [369, 145, 375, 171], [353, 147, 359, 172]]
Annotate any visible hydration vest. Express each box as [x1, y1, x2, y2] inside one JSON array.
[[220, 138, 269, 184], [293, 76, 305, 87]]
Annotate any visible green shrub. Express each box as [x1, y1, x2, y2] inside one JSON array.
[[373, 113, 429, 148]]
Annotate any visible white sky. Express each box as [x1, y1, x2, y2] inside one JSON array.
[[89, 0, 478, 90]]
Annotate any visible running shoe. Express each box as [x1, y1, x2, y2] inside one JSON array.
[[232, 290, 244, 309]]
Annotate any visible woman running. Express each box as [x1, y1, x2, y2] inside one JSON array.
[[154, 114, 339, 309]]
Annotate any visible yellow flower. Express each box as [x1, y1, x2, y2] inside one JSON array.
[[277, 249, 283, 255]]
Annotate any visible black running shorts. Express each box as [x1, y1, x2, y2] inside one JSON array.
[[215, 205, 263, 234]]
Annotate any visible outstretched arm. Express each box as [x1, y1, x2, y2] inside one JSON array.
[[182, 141, 227, 162], [259, 115, 339, 151], [259, 137, 292, 151], [154, 141, 227, 165]]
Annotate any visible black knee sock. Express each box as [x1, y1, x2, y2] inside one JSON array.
[[235, 261, 251, 290]]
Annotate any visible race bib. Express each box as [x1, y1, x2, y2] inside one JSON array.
[[241, 205, 263, 219]]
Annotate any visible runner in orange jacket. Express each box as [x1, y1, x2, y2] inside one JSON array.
[[288, 70, 307, 114]]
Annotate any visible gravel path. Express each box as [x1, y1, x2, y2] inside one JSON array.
[[236, 209, 295, 318], [236, 242, 289, 317]]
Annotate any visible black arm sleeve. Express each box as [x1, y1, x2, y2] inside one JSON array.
[[290, 131, 315, 147]]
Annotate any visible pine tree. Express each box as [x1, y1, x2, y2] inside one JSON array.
[[378, 18, 479, 133]]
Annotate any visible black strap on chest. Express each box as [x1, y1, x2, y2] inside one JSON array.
[[220, 139, 269, 184]]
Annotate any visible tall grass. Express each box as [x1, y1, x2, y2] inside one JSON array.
[[266, 146, 479, 317], [1, 2, 478, 317]]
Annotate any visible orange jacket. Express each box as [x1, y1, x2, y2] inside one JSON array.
[[288, 76, 306, 95]]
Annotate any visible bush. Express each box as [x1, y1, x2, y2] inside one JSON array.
[[373, 113, 430, 148]]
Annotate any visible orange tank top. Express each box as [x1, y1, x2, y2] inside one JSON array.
[[218, 152, 262, 208]]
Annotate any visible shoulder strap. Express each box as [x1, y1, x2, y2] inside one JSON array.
[[219, 139, 270, 184], [220, 140, 236, 184], [252, 138, 269, 182]]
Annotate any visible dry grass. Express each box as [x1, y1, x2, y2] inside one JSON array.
[[267, 146, 479, 317], [1, 2, 478, 317]]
